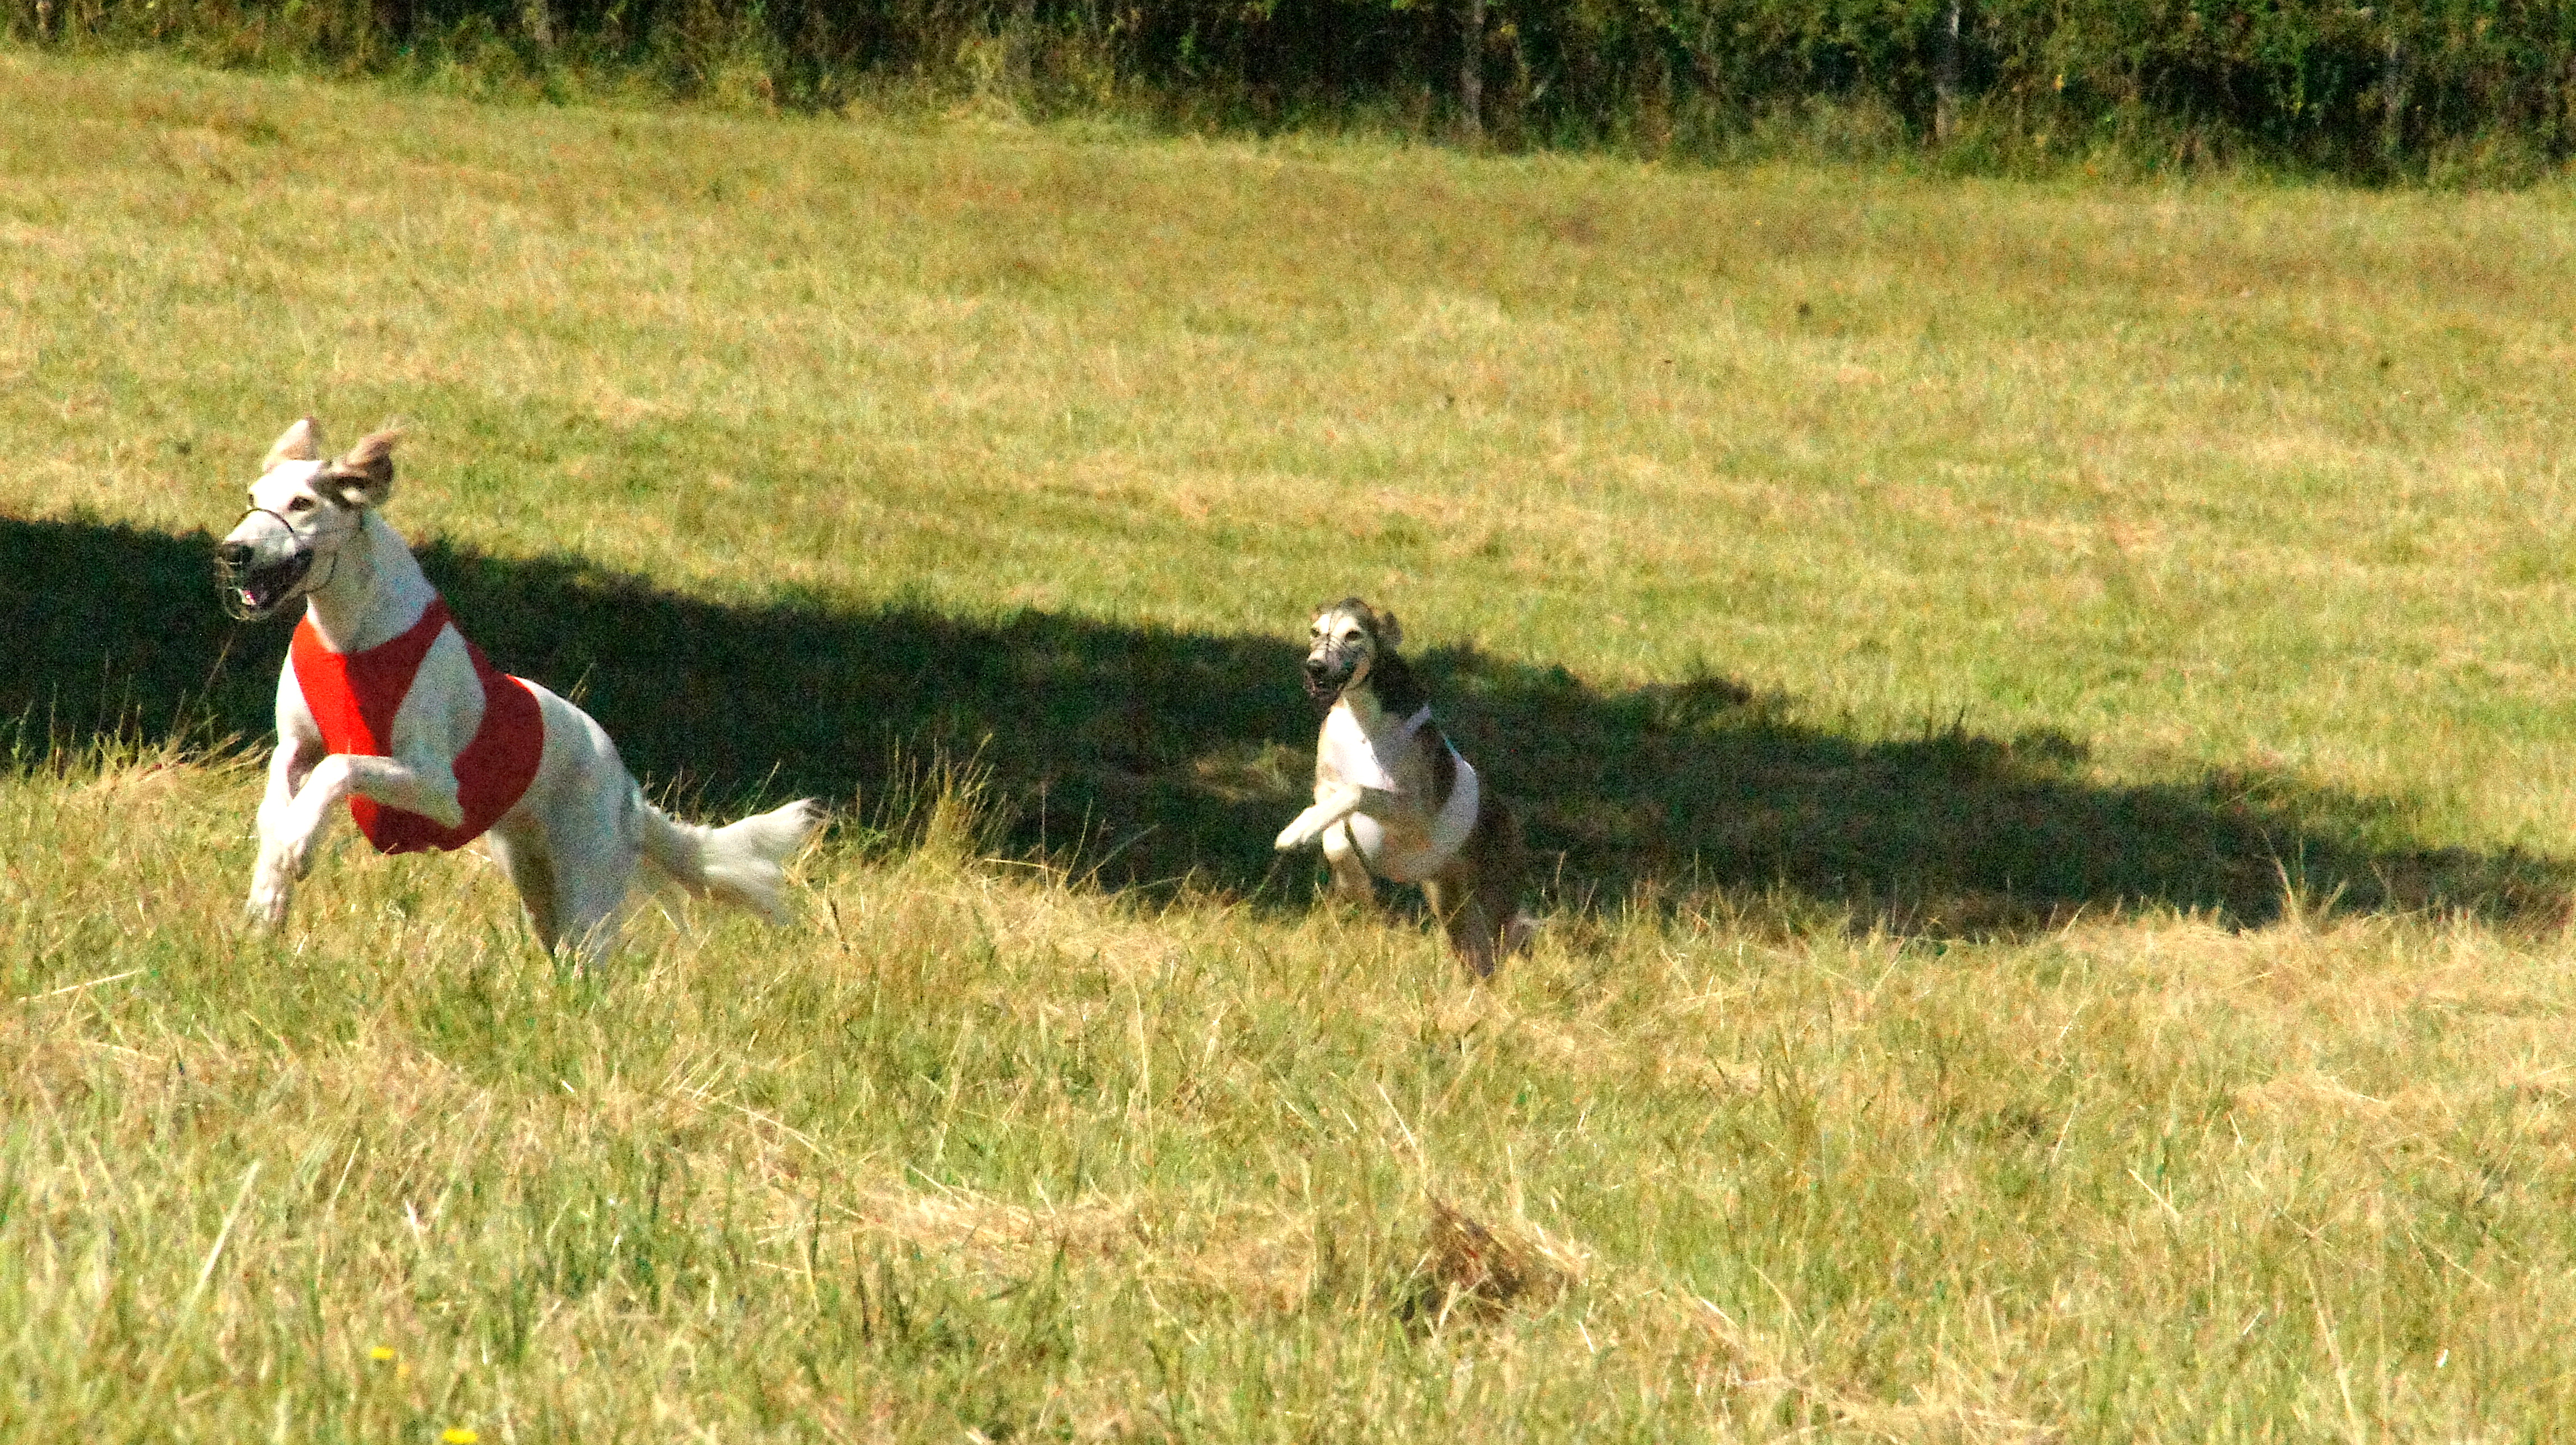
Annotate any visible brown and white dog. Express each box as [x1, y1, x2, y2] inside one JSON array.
[[1273, 598, 1532, 974], [215, 418, 821, 964]]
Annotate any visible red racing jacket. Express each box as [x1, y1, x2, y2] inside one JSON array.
[[289, 596, 544, 854]]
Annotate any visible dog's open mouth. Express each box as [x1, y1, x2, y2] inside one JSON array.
[[1302, 664, 1350, 706], [218, 549, 316, 620]]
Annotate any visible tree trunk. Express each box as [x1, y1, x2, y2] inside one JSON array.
[[1933, 0, 1961, 142], [1460, 0, 1485, 142], [371, 0, 412, 50], [524, 0, 556, 50], [2381, 27, 2407, 160], [1006, 0, 1037, 91]]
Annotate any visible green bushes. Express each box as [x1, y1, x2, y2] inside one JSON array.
[[10, 0, 2575, 176]]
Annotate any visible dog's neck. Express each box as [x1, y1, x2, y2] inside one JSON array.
[[296, 510, 436, 654], [1337, 651, 1431, 735]]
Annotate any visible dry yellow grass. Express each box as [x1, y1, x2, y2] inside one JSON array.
[[13, 746, 2576, 1437]]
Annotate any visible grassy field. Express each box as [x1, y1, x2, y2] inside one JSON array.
[[11, 45, 2576, 1439]]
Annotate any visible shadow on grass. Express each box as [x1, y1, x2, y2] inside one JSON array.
[[7, 513, 2566, 933]]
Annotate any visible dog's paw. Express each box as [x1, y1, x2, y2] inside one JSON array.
[[1275, 814, 1324, 852], [244, 885, 291, 929], [247, 846, 303, 925]]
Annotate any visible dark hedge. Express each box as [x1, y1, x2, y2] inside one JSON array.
[[12, 0, 2575, 177]]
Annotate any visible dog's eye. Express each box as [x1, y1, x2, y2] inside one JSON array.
[[287, 496, 314, 513]]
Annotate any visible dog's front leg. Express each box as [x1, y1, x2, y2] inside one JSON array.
[[247, 735, 333, 927], [341, 751, 465, 830], [246, 751, 464, 928], [1276, 784, 1361, 852], [1276, 784, 1403, 852], [249, 740, 314, 927]]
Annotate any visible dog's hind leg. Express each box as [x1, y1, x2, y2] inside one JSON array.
[[546, 827, 639, 967], [1482, 873, 1533, 960], [544, 782, 647, 968], [503, 688, 655, 964], [1424, 875, 1500, 977], [484, 823, 563, 953], [1468, 800, 1533, 967]]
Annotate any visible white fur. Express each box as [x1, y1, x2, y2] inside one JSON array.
[[226, 418, 821, 964], [1319, 704, 1478, 883], [1273, 694, 1475, 878]]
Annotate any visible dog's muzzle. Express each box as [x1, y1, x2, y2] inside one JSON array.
[[1302, 655, 1352, 705], [216, 510, 325, 621]]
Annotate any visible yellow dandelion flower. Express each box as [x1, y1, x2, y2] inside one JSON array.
[[369, 1346, 397, 1363], [441, 1430, 480, 1444]]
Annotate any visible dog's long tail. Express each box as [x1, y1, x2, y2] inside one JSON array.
[[637, 796, 824, 922]]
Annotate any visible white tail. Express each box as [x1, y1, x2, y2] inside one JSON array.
[[637, 797, 824, 922]]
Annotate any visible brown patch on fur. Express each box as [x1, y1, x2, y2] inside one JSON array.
[[1421, 793, 1531, 975], [328, 425, 402, 507]]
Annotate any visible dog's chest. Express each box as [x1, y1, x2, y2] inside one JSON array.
[[1318, 705, 1413, 795], [1316, 701, 1480, 883]]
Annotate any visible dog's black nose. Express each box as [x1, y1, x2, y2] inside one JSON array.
[[216, 541, 252, 572], [1303, 657, 1330, 679]]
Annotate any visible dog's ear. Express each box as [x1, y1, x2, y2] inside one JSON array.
[[263, 417, 322, 470], [1374, 610, 1402, 651], [329, 425, 402, 508]]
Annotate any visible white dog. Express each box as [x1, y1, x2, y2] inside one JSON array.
[[216, 418, 820, 963]]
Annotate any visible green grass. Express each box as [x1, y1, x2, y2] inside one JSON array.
[[10, 44, 2576, 1439]]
